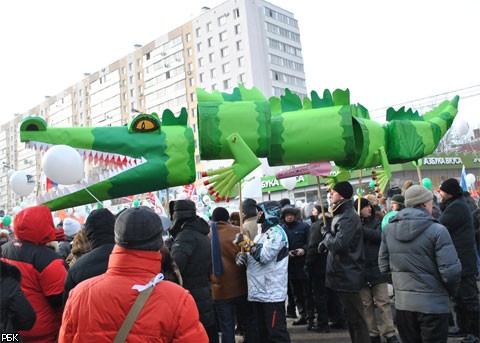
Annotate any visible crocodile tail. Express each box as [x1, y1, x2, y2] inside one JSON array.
[[384, 96, 459, 164]]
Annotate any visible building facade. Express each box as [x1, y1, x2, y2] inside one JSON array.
[[0, 0, 306, 212]]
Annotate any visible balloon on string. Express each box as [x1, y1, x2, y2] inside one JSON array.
[[369, 180, 376, 188], [7, 169, 16, 178], [20, 201, 29, 209], [454, 119, 469, 136], [2, 215, 12, 227], [12, 206, 22, 216], [382, 211, 398, 230], [10, 170, 35, 197], [133, 199, 140, 207], [42, 145, 84, 185], [422, 177, 433, 190], [280, 177, 297, 191], [465, 173, 476, 186]]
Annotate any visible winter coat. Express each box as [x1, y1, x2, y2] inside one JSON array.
[[62, 214, 115, 305], [379, 207, 461, 314], [246, 223, 289, 302], [361, 215, 389, 286], [242, 216, 258, 240], [324, 200, 366, 292], [305, 218, 329, 276], [209, 221, 248, 300], [438, 195, 477, 276], [65, 229, 91, 267], [59, 246, 208, 342], [170, 217, 216, 330], [282, 218, 310, 280], [1, 206, 67, 343], [0, 260, 36, 336]]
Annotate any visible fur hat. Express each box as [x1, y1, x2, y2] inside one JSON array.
[[279, 198, 291, 208], [354, 198, 371, 211], [332, 181, 353, 199], [440, 178, 463, 197], [390, 194, 405, 206], [405, 185, 433, 208], [63, 218, 81, 237], [281, 206, 300, 219], [115, 206, 163, 251], [242, 198, 257, 219], [211, 207, 230, 222]]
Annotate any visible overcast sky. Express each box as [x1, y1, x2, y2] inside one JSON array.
[[2, 0, 479, 129]]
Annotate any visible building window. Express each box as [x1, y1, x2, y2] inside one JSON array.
[[137, 72, 142, 80], [238, 56, 244, 67], [186, 33, 191, 42], [233, 8, 240, 18], [238, 73, 246, 83], [123, 92, 127, 100], [222, 62, 230, 73], [129, 75, 133, 83], [223, 79, 231, 89], [188, 63, 193, 72], [137, 58, 141, 66], [211, 84, 217, 91], [191, 108, 196, 117], [218, 15, 227, 26], [220, 46, 229, 58], [130, 89, 134, 97], [219, 31, 228, 42], [234, 24, 241, 34], [199, 73, 204, 82], [190, 92, 195, 101], [207, 37, 213, 47], [189, 77, 195, 86], [195, 27, 201, 37], [138, 85, 143, 94], [121, 67, 126, 74], [197, 42, 202, 52], [187, 48, 193, 56], [236, 40, 243, 51], [210, 68, 216, 78], [209, 52, 215, 62], [198, 57, 204, 67], [129, 62, 133, 71], [206, 22, 212, 32]]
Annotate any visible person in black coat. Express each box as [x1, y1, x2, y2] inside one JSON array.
[[63, 208, 116, 304], [0, 260, 36, 337], [438, 179, 479, 341], [355, 198, 398, 343], [170, 200, 218, 343]]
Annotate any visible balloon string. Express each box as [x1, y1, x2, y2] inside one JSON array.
[[84, 188, 101, 205]]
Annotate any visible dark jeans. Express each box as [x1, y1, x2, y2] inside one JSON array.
[[253, 301, 291, 343], [289, 279, 314, 321], [396, 309, 449, 343], [338, 291, 370, 343], [453, 275, 480, 338], [213, 295, 258, 343]]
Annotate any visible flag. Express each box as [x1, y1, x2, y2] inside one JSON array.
[[46, 177, 58, 192], [121, 195, 134, 203], [242, 176, 262, 199], [148, 192, 166, 216], [460, 165, 468, 191]]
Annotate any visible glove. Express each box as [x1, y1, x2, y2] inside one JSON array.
[[233, 233, 254, 252], [320, 225, 331, 238], [318, 241, 328, 254], [235, 252, 247, 266]]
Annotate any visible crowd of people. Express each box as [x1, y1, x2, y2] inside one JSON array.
[[0, 177, 479, 343]]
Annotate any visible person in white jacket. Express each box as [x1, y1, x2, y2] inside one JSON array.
[[234, 201, 290, 343]]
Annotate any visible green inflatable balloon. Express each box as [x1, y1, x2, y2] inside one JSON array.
[[369, 180, 376, 188], [422, 177, 432, 190], [2, 215, 12, 227], [133, 199, 140, 207], [382, 211, 398, 230]]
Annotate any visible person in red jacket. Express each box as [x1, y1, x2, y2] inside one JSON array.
[[59, 206, 208, 343], [1, 205, 68, 343]]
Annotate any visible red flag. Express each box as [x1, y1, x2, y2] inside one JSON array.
[[46, 178, 58, 192]]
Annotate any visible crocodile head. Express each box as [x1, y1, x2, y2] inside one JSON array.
[[20, 110, 195, 211]]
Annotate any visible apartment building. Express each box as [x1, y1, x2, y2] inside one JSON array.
[[0, 0, 306, 211]]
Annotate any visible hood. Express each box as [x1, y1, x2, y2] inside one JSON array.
[[387, 207, 437, 242], [170, 216, 210, 237], [14, 205, 56, 245]]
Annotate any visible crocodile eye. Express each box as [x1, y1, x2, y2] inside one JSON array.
[[134, 119, 157, 132]]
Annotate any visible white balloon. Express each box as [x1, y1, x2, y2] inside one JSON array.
[[42, 145, 84, 185], [454, 119, 469, 136], [10, 170, 35, 197], [12, 206, 23, 216], [295, 200, 303, 208], [20, 201, 29, 209], [465, 173, 476, 185], [7, 169, 16, 178], [280, 177, 297, 191]]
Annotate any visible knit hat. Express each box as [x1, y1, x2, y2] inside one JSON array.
[[211, 207, 230, 222], [63, 218, 81, 237], [85, 208, 115, 247], [332, 181, 353, 199], [390, 194, 405, 205], [242, 198, 257, 219], [353, 198, 371, 211], [440, 178, 463, 197], [115, 206, 163, 251], [405, 185, 433, 207]]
